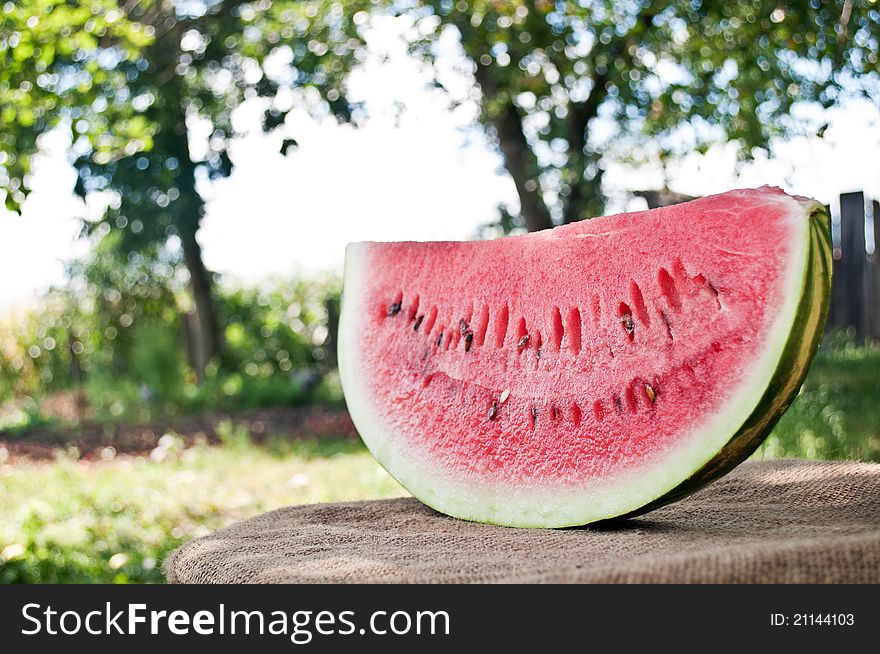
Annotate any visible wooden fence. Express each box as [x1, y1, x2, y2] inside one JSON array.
[[826, 191, 879, 342]]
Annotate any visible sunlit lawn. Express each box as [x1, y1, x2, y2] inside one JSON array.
[[754, 336, 880, 462], [0, 436, 406, 583]]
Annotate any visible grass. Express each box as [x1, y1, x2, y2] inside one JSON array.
[[754, 334, 880, 462], [1, 334, 878, 584], [0, 435, 405, 583]]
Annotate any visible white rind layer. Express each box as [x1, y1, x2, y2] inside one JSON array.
[[338, 194, 814, 527]]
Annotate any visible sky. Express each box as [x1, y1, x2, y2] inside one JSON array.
[[1, 16, 879, 311]]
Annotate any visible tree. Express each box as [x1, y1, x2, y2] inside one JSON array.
[[407, 1, 880, 231], [0, 0, 371, 378]]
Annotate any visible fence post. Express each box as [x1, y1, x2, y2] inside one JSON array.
[[826, 203, 842, 330], [870, 200, 880, 342], [837, 192, 868, 340]]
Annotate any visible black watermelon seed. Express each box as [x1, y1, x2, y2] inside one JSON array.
[[413, 315, 424, 331], [531, 405, 539, 423], [436, 331, 444, 348], [464, 332, 474, 352], [487, 401, 498, 421], [388, 301, 402, 316]]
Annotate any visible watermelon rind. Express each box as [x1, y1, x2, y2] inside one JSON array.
[[338, 195, 831, 528]]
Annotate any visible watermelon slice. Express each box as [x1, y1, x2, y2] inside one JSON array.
[[338, 186, 831, 527]]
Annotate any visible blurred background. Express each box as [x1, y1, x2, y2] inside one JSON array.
[[1, 0, 878, 582]]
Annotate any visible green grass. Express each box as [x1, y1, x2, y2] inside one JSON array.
[[754, 335, 880, 462], [0, 436, 405, 583]]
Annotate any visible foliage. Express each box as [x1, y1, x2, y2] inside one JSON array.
[[0, 0, 154, 211], [1, 0, 372, 212], [405, 1, 880, 228], [1, 0, 376, 371], [0, 435, 404, 583], [0, 396, 53, 434], [220, 273, 339, 379], [755, 331, 880, 462], [0, 267, 342, 421]]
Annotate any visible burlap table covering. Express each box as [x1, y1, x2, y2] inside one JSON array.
[[165, 459, 880, 583]]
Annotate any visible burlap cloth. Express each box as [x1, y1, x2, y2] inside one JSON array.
[[165, 459, 880, 583]]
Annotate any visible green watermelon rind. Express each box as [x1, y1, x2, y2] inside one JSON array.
[[339, 196, 831, 528]]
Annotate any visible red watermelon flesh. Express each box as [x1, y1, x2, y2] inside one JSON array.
[[339, 186, 831, 527]]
